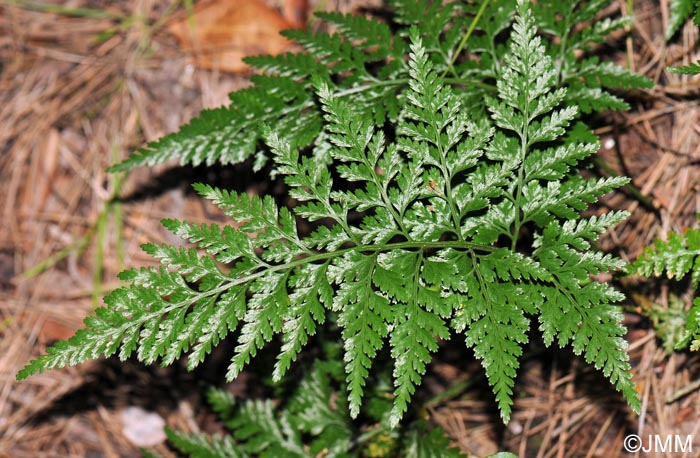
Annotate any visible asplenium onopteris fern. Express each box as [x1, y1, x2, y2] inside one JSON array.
[[108, 0, 650, 173], [18, 2, 641, 425]]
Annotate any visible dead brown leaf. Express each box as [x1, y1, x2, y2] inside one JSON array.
[[39, 318, 77, 344], [167, 0, 297, 74]]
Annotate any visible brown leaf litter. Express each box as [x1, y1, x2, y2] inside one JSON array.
[[166, 0, 306, 74]]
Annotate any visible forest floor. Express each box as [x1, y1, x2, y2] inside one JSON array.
[[1, 0, 699, 457]]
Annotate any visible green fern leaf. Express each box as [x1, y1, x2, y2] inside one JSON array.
[[403, 421, 466, 458], [107, 105, 255, 172], [314, 11, 395, 60], [330, 252, 390, 418], [667, 0, 697, 40], [688, 300, 700, 351], [577, 59, 654, 90], [228, 400, 308, 457], [110, 0, 650, 173], [160, 354, 463, 458], [533, 0, 652, 114], [633, 228, 700, 287], [668, 62, 700, 75], [632, 223, 700, 351], [273, 263, 331, 381], [287, 362, 354, 457], [224, 360, 353, 458], [165, 428, 246, 458], [19, 1, 640, 427]]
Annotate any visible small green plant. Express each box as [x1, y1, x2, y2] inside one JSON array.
[[19, 0, 651, 428], [634, 295, 692, 354], [145, 346, 465, 458], [631, 225, 700, 351]]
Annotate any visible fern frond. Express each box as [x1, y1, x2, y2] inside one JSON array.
[[632, 224, 700, 351], [331, 252, 390, 419], [665, 0, 700, 75], [165, 428, 245, 458], [206, 386, 236, 420], [667, 0, 699, 40], [688, 301, 700, 351], [532, 0, 653, 113], [385, 251, 450, 427], [223, 359, 354, 458], [111, 9, 411, 173], [287, 361, 354, 456], [106, 105, 247, 172], [110, 0, 649, 173], [668, 62, 700, 75], [314, 11, 396, 60], [159, 354, 463, 458], [577, 59, 653, 90], [633, 229, 700, 287], [403, 422, 466, 458], [20, 1, 639, 426], [227, 401, 309, 457], [273, 263, 331, 381]]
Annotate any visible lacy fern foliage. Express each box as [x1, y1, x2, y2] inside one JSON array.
[[666, 0, 700, 40], [19, 1, 644, 425], [632, 226, 700, 351], [153, 356, 464, 458], [109, 0, 650, 173], [666, 0, 700, 74]]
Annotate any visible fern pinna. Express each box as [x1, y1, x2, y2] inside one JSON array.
[[666, 0, 700, 74], [632, 225, 700, 351], [19, 1, 643, 425]]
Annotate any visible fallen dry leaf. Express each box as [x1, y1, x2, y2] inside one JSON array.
[[674, 405, 695, 424], [39, 318, 77, 344], [167, 0, 297, 74]]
